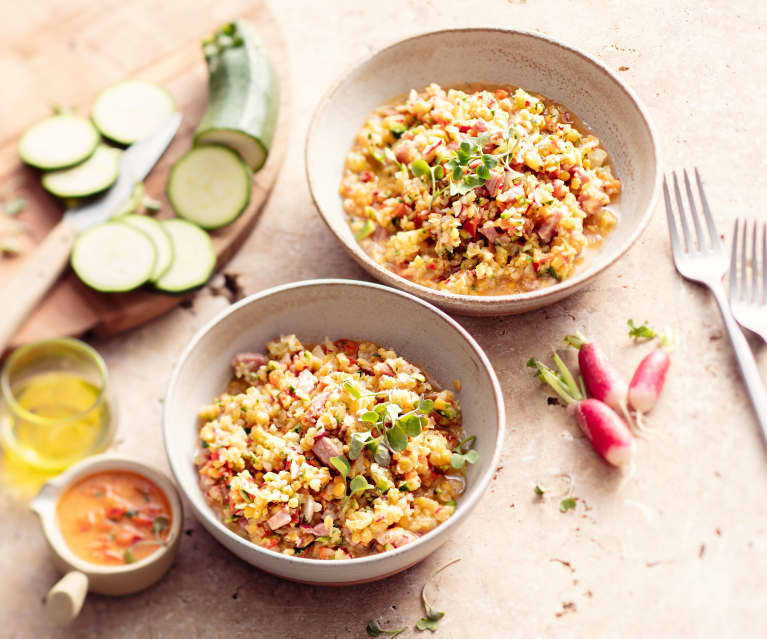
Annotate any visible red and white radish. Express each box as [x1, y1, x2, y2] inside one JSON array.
[[564, 332, 630, 417], [528, 356, 634, 468], [628, 346, 671, 413]]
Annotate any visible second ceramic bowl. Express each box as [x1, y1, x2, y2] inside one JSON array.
[[306, 28, 660, 316], [163, 279, 505, 584]]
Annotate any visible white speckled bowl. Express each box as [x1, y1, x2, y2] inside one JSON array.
[[306, 28, 660, 316], [163, 279, 504, 584]]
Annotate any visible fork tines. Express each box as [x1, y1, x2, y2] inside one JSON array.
[[663, 168, 723, 255], [730, 218, 767, 306]]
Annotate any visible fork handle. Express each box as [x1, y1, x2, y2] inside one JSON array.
[[710, 282, 767, 443]]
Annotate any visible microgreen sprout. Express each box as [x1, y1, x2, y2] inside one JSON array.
[[559, 497, 577, 513], [445, 133, 495, 196], [534, 484, 545, 497], [330, 455, 350, 479], [410, 159, 446, 207], [123, 548, 136, 564], [345, 475, 372, 505], [366, 620, 405, 637], [416, 558, 461, 632], [449, 434, 479, 469]]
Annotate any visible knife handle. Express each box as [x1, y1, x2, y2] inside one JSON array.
[[0, 217, 76, 351]]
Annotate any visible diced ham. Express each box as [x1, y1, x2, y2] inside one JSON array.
[[535, 212, 563, 243], [552, 179, 567, 198], [394, 140, 415, 164], [266, 508, 291, 530], [296, 369, 317, 395], [373, 361, 395, 377], [484, 171, 504, 198], [479, 221, 500, 244], [473, 119, 488, 133], [305, 392, 330, 422], [232, 352, 267, 378], [375, 527, 419, 548], [300, 521, 330, 536], [579, 187, 610, 215], [313, 437, 342, 466]]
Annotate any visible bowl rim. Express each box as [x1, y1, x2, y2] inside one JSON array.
[[162, 278, 506, 567], [30, 453, 183, 577], [305, 26, 661, 308]]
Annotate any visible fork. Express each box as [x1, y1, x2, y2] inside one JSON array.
[[729, 219, 767, 342], [664, 169, 767, 443]]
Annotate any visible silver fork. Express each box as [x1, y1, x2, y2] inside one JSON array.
[[730, 219, 767, 342], [664, 169, 767, 443]]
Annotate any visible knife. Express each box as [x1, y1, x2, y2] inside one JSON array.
[[0, 112, 182, 350]]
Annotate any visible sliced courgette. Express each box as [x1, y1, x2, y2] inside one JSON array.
[[194, 20, 280, 170], [154, 219, 216, 293], [91, 80, 176, 145], [71, 221, 156, 293], [41, 145, 121, 198], [120, 214, 174, 282], [166, 145, 251, 229], [19, 115, 100, 170]]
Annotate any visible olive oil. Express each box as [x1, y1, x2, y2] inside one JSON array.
[[1, 372, 104, 470]]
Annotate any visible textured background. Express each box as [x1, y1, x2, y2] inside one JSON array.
[[2, 0, 766, 637]]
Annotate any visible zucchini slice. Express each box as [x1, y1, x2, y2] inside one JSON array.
[[166, 145, 251, 229], [71, 222, 156, 293], [120, 214, 174, 282], [41, 145, 121, 198], [194, 20, 280, 170], [19, 115, 100, 170], [91, 80, 176, 145], [154, 219, 216, 293]]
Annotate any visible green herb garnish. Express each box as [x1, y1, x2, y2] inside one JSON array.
[[343, 380, 362, 399], [559, 497, 577, 512], [123, 548, 136, 564], [3, 197, 26, 217], [152, 515, 169, 535], [366, 619, 405, 637], [627, 319, 658, 341], [449, 434, 480, 469], [534, 485, 545, 497], [415, 558, 461, 632], [330, 455, 350, 479]]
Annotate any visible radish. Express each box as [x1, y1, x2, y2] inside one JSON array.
[[564, 332, 628, 417], [628, 349, 670, 413], [527, 356, 634, 468], [627, 322, 672, 414]]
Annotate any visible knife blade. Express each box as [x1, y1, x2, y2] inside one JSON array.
[[66, 111, 182, 232], [0, 111, 182, 350]]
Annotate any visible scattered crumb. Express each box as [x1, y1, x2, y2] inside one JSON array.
[[185, 529, 194, 536], [585, 590, 593, 599], [556, 601, 577, 618], [547, 396, 563, 406], [715, 528, 722, 536], [550, 558, 575, 573], [699, 544, 705, 558], [714, 471, 722, 478], [232, 591, 239, 600], [709, 330, 723, 341], [492, 464, 505, 481], [453, 379, 462, 392], [618, 65, 630, 71]]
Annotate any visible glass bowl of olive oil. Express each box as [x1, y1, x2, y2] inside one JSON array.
[[1, 338, 115, 472]]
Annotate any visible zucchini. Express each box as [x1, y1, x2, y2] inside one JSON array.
[[91, 81, 176, 145], [194, 20, 279, 170], [41, 145, 121, 198], [120, 214, 174, 282], [71, 221, 156, 293], [166, 145, 251, 229], [19, 115, 99, 170], [154, 219, 216, 293]]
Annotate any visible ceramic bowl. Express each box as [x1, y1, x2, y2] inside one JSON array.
[[306, 28, 660, 316], [163, 279, 504, 584], [30, 454, 183, 624]]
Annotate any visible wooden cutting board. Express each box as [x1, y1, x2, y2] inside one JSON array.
[[0, 0, 289, 349]]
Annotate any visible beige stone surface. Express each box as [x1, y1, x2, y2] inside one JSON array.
[[2, 0, 767, 637]]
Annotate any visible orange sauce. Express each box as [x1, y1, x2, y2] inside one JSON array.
[[56, 471, 171, 566]]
